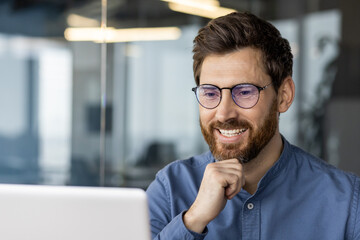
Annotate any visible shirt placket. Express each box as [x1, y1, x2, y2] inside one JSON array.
[[242, 199, 260, 240]]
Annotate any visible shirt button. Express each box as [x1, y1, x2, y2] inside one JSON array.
[[247, 203, 254, 210]]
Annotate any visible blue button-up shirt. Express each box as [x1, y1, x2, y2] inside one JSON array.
[[146, 138, 360, 239]]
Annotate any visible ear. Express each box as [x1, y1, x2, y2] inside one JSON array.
[[277, 77, 295, 113]]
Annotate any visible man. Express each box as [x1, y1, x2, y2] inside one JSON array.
[[146, 12, 360, 240]]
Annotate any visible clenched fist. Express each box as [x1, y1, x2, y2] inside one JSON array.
[[183, 159, 245, 233]]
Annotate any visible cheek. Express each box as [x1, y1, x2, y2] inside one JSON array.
[[245, 107, 269, 130], [199, 108, 214, 125], [251, 93, 278, 124], [252, 98, 278, 130]]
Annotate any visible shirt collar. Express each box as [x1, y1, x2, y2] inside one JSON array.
[[256, 135, 292, 192]]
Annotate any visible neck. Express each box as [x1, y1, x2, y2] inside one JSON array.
[[242, 131, 283, 195]]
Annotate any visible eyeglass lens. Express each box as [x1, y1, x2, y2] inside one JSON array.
[[196, 84, 260, 109]]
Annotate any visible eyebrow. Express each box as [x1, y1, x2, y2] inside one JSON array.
[[200, 83, 260, 88]]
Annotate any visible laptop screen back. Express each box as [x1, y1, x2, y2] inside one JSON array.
[[0, 184, 151, 240]]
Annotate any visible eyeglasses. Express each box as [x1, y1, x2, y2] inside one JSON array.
[[192, 82, 272, 109]]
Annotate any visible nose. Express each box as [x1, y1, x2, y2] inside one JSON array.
[[215, 90, 239, 122]]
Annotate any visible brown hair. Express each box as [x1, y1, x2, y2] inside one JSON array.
[[193, 12, 293, 92]]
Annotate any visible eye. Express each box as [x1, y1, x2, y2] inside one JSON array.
[[239, 90, 251, 96], [233, 85, 257, 98], [204, 91, 217, 97], [199, 86, 220, 99]]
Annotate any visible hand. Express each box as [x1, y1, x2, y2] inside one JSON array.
[[183, 159, 245, 233]]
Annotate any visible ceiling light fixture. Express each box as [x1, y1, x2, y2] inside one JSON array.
[[162, 0, 236, 19], [64, 27, 182, 43]]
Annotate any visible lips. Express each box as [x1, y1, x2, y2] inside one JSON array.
[[214, 128, 248, 145], [218, 128, 247, 137]]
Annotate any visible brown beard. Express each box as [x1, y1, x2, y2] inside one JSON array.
[[200, 98, 278, 163]]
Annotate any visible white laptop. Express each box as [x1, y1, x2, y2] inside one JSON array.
[[0, 184, 151, 240]]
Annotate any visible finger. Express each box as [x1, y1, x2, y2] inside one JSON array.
[[214, 160, 243, 171], [204, 161, 244, 197], [215, 165, 244, 178], [226, 182, 243, 199], [226, 180, 244, 199], [223, 173, 244, 199], [218, 158, 242, 165], [206, 163, 242, 177]]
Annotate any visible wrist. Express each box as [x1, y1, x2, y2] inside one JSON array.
[[183, 209, 208, 234]]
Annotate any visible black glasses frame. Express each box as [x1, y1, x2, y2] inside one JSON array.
[[192, 82, 273, 109]]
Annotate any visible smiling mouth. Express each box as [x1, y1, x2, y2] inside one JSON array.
[[218, 128, 247, 137]]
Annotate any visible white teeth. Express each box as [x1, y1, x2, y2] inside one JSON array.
[[219, 128, 246, 137]]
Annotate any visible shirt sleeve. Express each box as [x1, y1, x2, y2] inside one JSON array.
[[350, 176, 360, 239], [146, 173, 207, 240]]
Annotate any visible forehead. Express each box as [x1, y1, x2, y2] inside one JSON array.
[[200, 48, 270, 87]]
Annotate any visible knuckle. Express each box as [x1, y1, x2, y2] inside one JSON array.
[[205, 164, 220, 177], [205, 163, 217, 172], [228, 173, 240, 184], [236, 163, 243, 172]]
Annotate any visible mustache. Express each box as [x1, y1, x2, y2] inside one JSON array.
[[210, 119, 252, 130]]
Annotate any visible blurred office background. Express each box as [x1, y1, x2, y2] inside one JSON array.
[[0, 0, 359, 188]]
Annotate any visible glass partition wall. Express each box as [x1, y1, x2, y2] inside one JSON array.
[[0, 0, 359, 187]]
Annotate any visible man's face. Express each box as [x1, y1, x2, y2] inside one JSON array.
[[199, 48, 279, 162]]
